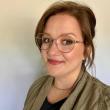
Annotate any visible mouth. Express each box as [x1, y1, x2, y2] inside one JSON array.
[[48, 59, 65, 65]]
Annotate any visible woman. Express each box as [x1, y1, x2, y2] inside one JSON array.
[[23, 1, 110, 110]]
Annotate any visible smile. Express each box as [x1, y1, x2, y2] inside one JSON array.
[[48, 59, 65, 65]]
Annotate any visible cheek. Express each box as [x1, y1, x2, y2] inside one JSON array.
[[64, 46, 84, 63], [41, 50, 48, 62]]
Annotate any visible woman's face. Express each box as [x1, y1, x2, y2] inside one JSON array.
[[41, 14, 85, 78]]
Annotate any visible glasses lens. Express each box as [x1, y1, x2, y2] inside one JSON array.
[[42, 36, 51, 50], [36, 33, 52, 50], [36, 37, 42, 49], [58, 35, 75, 52], [36, 33, 76, 52]]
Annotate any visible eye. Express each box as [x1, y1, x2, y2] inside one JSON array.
[[42, 37, 50, 43], [61, 39, 75, 45]]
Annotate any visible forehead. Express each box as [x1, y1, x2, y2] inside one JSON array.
[[44, 14, 82, 40]]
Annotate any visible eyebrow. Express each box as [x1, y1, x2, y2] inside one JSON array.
[[43, 32, 77, 38]]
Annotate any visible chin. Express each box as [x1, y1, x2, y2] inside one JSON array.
[[46, 62, 66, 77], [47, 68, 60, 76]]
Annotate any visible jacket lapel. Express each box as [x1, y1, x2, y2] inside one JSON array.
[[31, 76, 54, 110], [60, 70, 88, 110], [31, 69, 88, 110]]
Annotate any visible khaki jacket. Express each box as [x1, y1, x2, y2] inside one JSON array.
[[23, 70, 110, 110]]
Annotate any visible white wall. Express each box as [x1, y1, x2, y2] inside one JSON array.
[[0, 0, 110, 110]]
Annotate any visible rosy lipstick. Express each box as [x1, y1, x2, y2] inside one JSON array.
[[48, 59, 64, 65]]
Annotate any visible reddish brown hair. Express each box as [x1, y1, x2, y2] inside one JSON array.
[[35, 1, 96, 68]]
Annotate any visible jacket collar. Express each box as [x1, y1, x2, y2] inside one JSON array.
[[31, 68, 88, 110]]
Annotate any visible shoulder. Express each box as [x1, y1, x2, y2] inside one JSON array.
[[98, 85, 110, 109], [27, 75, 50, 95], [87, 72, 110, 109], [91, 74, 109, 88], [23, 75, 50, 109], [86, 71, 109, 90], [26, 75, 50, 97]]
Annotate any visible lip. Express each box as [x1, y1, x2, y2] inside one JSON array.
[[48, 59, 64, 65]]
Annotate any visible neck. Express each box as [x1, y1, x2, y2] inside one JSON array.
[[53, 68, 82, 91], [53, 81, 73, 91]]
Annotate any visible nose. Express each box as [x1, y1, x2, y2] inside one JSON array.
[[48, 41, 61, 56]]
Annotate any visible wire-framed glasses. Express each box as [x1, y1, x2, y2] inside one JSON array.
[[35, 33, 83, 53]]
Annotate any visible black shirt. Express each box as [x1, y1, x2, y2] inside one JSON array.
[[40, 97, 67, 110]]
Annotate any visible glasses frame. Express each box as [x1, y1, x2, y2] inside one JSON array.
[[35, 33, 83, 53]]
